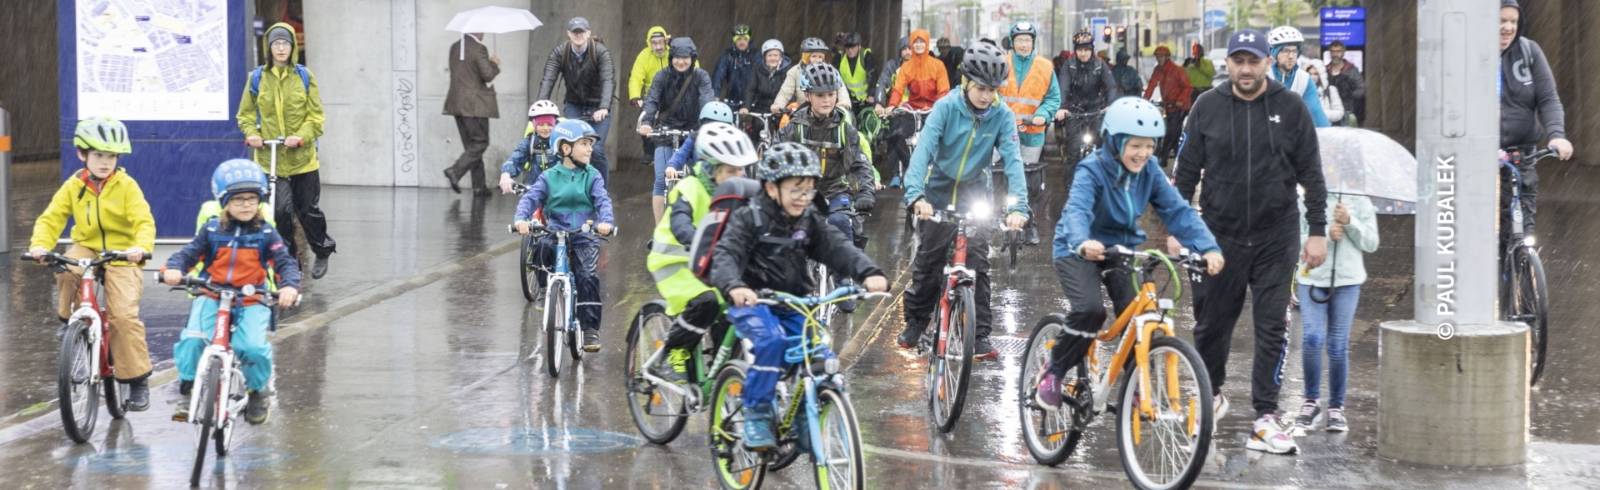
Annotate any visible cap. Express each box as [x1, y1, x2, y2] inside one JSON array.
[[1227, 28, 1269, 58], [567, 17, 591, 32]]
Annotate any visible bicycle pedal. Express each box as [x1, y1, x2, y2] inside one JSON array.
[[172, 412, 189, 423]]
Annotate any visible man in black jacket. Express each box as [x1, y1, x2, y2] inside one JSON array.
[[1058, 31, 1119, 159], [1173, 29, 1328, 456], [709, 142, 888, 449], [539, 17, 617, 184]]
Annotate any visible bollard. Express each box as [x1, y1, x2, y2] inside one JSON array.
[[0, 104, 11, 253]]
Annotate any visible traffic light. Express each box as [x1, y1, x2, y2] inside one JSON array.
[[1102, 26, 1112, 42]]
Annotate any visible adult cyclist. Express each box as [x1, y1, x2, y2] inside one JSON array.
[[1499, 0, 1574, 241], [899, 41, 1029, 361], [1057, 31, 1119, 161]]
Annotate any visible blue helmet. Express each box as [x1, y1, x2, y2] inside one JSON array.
[[699, 101, 735, 125], [211, 159, 268, 203], [1101, 97, 1166, 139], [550, 118, 598, 151]]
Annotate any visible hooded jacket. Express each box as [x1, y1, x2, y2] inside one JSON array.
[[236, 22, 325, 176], [709, 193, 883, 297], [1268, 61, 1331, 127], [1112, 51, 1143, 96], [902, 89, 1029, 217], [443, 33, 500, 118], [1059, 52, 1118, 112], [1054, 145, 1218, 259], [1499, 34, 1566, 148], [1145, 58, 1192, 112], [641, 64, 715, 130], [539, 37, 616, 109], [873, 37, 910, 103], [164, 217, 303, 303], [30, 169, 157, 261], [713, 43, 759, 107], [1175, 79, 1328, 244], [744, 55, 793, 113], [629, 26, 671, 101], [778, 106, 876, 209], [888, 30, 950, 110]]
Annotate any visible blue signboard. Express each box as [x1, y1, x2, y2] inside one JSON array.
[[1204, 9, 1228, 30], [1320, 7, 1367, 48], [59, 0, 250, 238]]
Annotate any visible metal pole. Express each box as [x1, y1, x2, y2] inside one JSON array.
[[0, 103, 11, 253]]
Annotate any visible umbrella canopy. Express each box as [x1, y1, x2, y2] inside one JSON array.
[[1315, 127, 1418, 214], [446, 6, 541, 59]]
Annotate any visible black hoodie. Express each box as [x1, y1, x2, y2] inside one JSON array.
[[1499, 34, 1565, 148], [709, 194, 883, 297], [1175, 79, 1328, 244]]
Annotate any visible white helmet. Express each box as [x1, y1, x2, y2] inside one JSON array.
[[1267, 26, 1304, 47], [528, 100, 561, 119], [694, 122, 758, 167], [761, 39, 784, 55]]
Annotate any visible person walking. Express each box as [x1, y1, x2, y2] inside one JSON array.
[[443, 31, 501, 197], [1173, 29, 1329, 456]]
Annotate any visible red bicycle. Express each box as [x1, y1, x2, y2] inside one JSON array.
[[21, 251, 135, 443], [915, 205, 989, 433]]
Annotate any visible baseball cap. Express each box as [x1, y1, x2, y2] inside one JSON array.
[[1227, 28, 1268, 58], [567, 17, 591, 32]]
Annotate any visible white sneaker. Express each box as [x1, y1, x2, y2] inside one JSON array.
[[1246, 414, 1300, 455], [1212, 394, 1229, 423]]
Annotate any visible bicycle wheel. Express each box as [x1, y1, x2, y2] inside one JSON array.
[[191, 362, 222, 487], [814, 387, 864, 490], [1116, 335, 1213, 490], [216, 367, 245, 457], [1019, 318, 1086, 465], [626, 304, 690, 444], [928, 286, 976, 433], [710, 364, 765, 490], [544, 280, 568, 377], [1515, 248, 1550, 386], [519, 237, 542, 303], [58, 322, 99, 444]]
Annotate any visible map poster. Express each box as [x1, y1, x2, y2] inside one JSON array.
[[76, 0, 230, 121]]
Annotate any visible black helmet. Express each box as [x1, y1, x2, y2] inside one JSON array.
[[1073, 31, 1094, 48], [960, 41, 1009, 88], [801, 63, 843, 93], [757, 142, 822, 183], [844, 32, 862, 47], [800, 37, 829, 53], [670, 37, 698, 58]]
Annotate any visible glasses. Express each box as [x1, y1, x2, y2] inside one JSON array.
[[229, 195, 261, 206], [781, 187, 817, 200], [1278, 46, 1300, 56]]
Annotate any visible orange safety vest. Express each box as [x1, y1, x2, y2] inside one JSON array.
[[999, 56, 1055, 135]]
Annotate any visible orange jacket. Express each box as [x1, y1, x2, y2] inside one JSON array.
[[888, 29, 949, 110], [1144, 60, 1192, 112]]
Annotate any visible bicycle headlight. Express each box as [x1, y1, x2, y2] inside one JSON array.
[[1523, 236, 1537, 247], [970, 201, 994, 219], [241, 284, 256, 297], [1082, 133, 1093, 145]]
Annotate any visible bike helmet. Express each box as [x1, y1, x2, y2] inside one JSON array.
[[551, 119, 599, 150], [695, 122, 759, 168], [732, 24, 751, 39], [1267, 26, 1304, 47], [211, 159, 268, 203], [843, 32, 862, 47], [1072, 31, 1094, 49], [960, 41, 1009, 88], [800, 37, 829, 54], [761, 39, 784, 55], [527, 100, 561, 119], [699, 101, 736, 125], [670, 37, 698, 58], [801, 63, 844, 93], [1101, 97, 1166, 157], [72, 117, 132, 154], [1009, 21, 1038, 44], [756, 142, 822, 183]]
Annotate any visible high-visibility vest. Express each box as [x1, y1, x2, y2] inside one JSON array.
[[999, 54, 1055, 135], [646, 174, 717, 315], [838, 49, 873, 101]]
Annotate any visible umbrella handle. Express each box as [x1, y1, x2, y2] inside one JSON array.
[[1311, 240, 1340, 304]]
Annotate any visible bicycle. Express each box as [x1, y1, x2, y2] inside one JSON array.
[[509, 220, 607, 377], [1500, 146, 1554, 386], [1019, 247, 1213, 490], [20, 250, 136, 444], [1057, 108, 1107, 165], [743, 110, 785, 153], [505, 183, 550, 304], [914, 203, 1002, 433], [624, 301, 741, 444], [709, 286, 889, 490], [162, 276, 275, 487]]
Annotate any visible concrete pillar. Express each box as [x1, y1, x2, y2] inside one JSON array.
[[1378, 0, 1526, 466]]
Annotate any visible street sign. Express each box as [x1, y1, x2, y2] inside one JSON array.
[[1204, 9, 1227, 30], [1321, 7, 1367, 47]]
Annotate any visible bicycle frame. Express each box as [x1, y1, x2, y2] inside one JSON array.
[[760, 289, 879, 463], [1080, 251, 1195, 425], [639, 319, 743, 409], [188, 289, 245, 426], [69, 263, 112, 380], [926, 208, 982, 353], [546, 231, 577, 336]]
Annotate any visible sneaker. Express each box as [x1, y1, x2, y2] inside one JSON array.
[[311, 254, 330, 279], [973, 337, 999, 361], [179, 380, 194, 397], [742, 404, 776, 450], [897, 326, 926, 350], [1213, 393, 1229, 423], [1034, 372, 1062, 409], [1025, 225, 1041, 246], [244, 390, 271, 425], [125, 379, 150, 412], [1246, 414, 1299, 454], [650, 347, 692, 384], [1294, 399, 1321, 436], [582, 329, 602, 352], [1326, 408, 1349, 432]]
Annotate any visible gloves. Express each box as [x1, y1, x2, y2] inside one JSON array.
[[854, 196, 875, 212]]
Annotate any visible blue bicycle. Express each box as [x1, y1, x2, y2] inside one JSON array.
[[510, 220, 603, 378]]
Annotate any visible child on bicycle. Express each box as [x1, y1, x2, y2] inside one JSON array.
[[160, 159, 303, 424], [1036, 97, 1223, 409], [663, 101, 738, 183], [708, 142, 888, 449], [514, 119, 616, 352], [645, 122, 760, 383], [498, 100, 563, 194], [777, 63, 876, 249], [29, 117, 158, 412]]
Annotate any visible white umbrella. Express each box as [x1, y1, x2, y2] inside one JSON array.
[[445, 6, 542, 59], [1315, 127, 1418, 215]]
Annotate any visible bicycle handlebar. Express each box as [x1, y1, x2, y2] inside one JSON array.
[[20, 250, 134, 269], [507, 221, 614, 239], [163, 275, 278, 304], [755, 285, 891, 307]]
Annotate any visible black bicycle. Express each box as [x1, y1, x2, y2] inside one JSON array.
[[1500, 147, 1553, 386]]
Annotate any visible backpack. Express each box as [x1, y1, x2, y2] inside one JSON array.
[[249, 64, 312, 130], [688, 177, 764, 279]]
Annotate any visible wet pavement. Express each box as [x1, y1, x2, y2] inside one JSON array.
[[2, 152, 1600, 488]]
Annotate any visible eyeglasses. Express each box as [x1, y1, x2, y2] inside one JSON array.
[[781, 187, 817, 199], [229, 195, 261, 206]]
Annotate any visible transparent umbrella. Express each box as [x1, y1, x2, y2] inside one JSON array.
[[445, 6, 542, 59], [1306, 127, 1418, 303]]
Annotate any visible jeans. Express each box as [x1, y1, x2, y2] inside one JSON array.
[[1297, 284, 1359, 409], [729, 304, 830, 409], [175, 298, 273, 391], [562, 103, 612, 186], [652, 145, 675, 196]]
